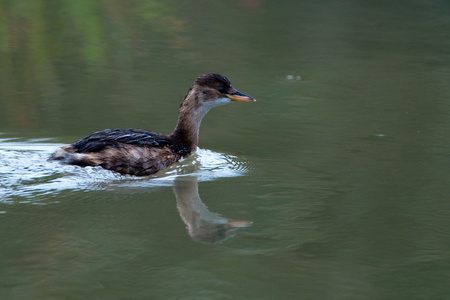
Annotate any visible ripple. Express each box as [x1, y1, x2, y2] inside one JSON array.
[[0, 141, 248, 202]]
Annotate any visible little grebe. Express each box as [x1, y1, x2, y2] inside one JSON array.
[[49, 73, 255, 176]]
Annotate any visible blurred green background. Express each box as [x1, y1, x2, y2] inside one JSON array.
[[1, 1, 450, 299]]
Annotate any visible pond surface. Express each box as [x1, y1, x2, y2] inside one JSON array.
[[1, 1, 450, 299]]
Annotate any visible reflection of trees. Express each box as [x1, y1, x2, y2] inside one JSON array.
[[0, 0, 181, 131], [173, 176, 252, 244]]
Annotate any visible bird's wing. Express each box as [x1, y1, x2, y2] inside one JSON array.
[[72, 129, 169, 153]]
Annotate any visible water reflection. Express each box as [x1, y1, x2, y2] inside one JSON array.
[[174, 176, 252, 244], [0, 140, 251, 243]]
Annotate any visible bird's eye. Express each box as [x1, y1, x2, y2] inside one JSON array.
[[218, 87, 227, 93]]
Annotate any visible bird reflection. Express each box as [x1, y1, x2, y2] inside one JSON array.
[[173, 176, 252, 244]]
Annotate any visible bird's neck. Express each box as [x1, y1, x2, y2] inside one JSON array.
[[171, 103, 209, 152]]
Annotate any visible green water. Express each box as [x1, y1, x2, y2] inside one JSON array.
[[1, 1, 450, 299]]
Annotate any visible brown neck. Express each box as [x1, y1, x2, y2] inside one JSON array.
[[170, 94, 208, 151], [171, 112, 201, 151]]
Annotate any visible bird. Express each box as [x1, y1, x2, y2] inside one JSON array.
[[49, 73, 255, 176]]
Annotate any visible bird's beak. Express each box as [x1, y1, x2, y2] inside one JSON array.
[[227, 91, 256, 102]]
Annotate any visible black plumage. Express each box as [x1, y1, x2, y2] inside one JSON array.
[[72, 128, 191, 156]]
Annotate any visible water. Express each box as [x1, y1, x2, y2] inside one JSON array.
[[1, 1, 450, 299]]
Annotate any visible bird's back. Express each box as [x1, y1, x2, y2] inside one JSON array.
[[49, 128, 190, 176]]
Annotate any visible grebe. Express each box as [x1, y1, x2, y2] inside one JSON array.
[[49, 73, 255, 176]]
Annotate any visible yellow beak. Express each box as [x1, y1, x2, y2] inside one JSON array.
[[227, 91, 256, 102]]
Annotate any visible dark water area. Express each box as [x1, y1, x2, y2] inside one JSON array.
[[1, 1, 450, 299]]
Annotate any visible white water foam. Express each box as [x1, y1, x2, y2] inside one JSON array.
[[0, 140, 248, 202]]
